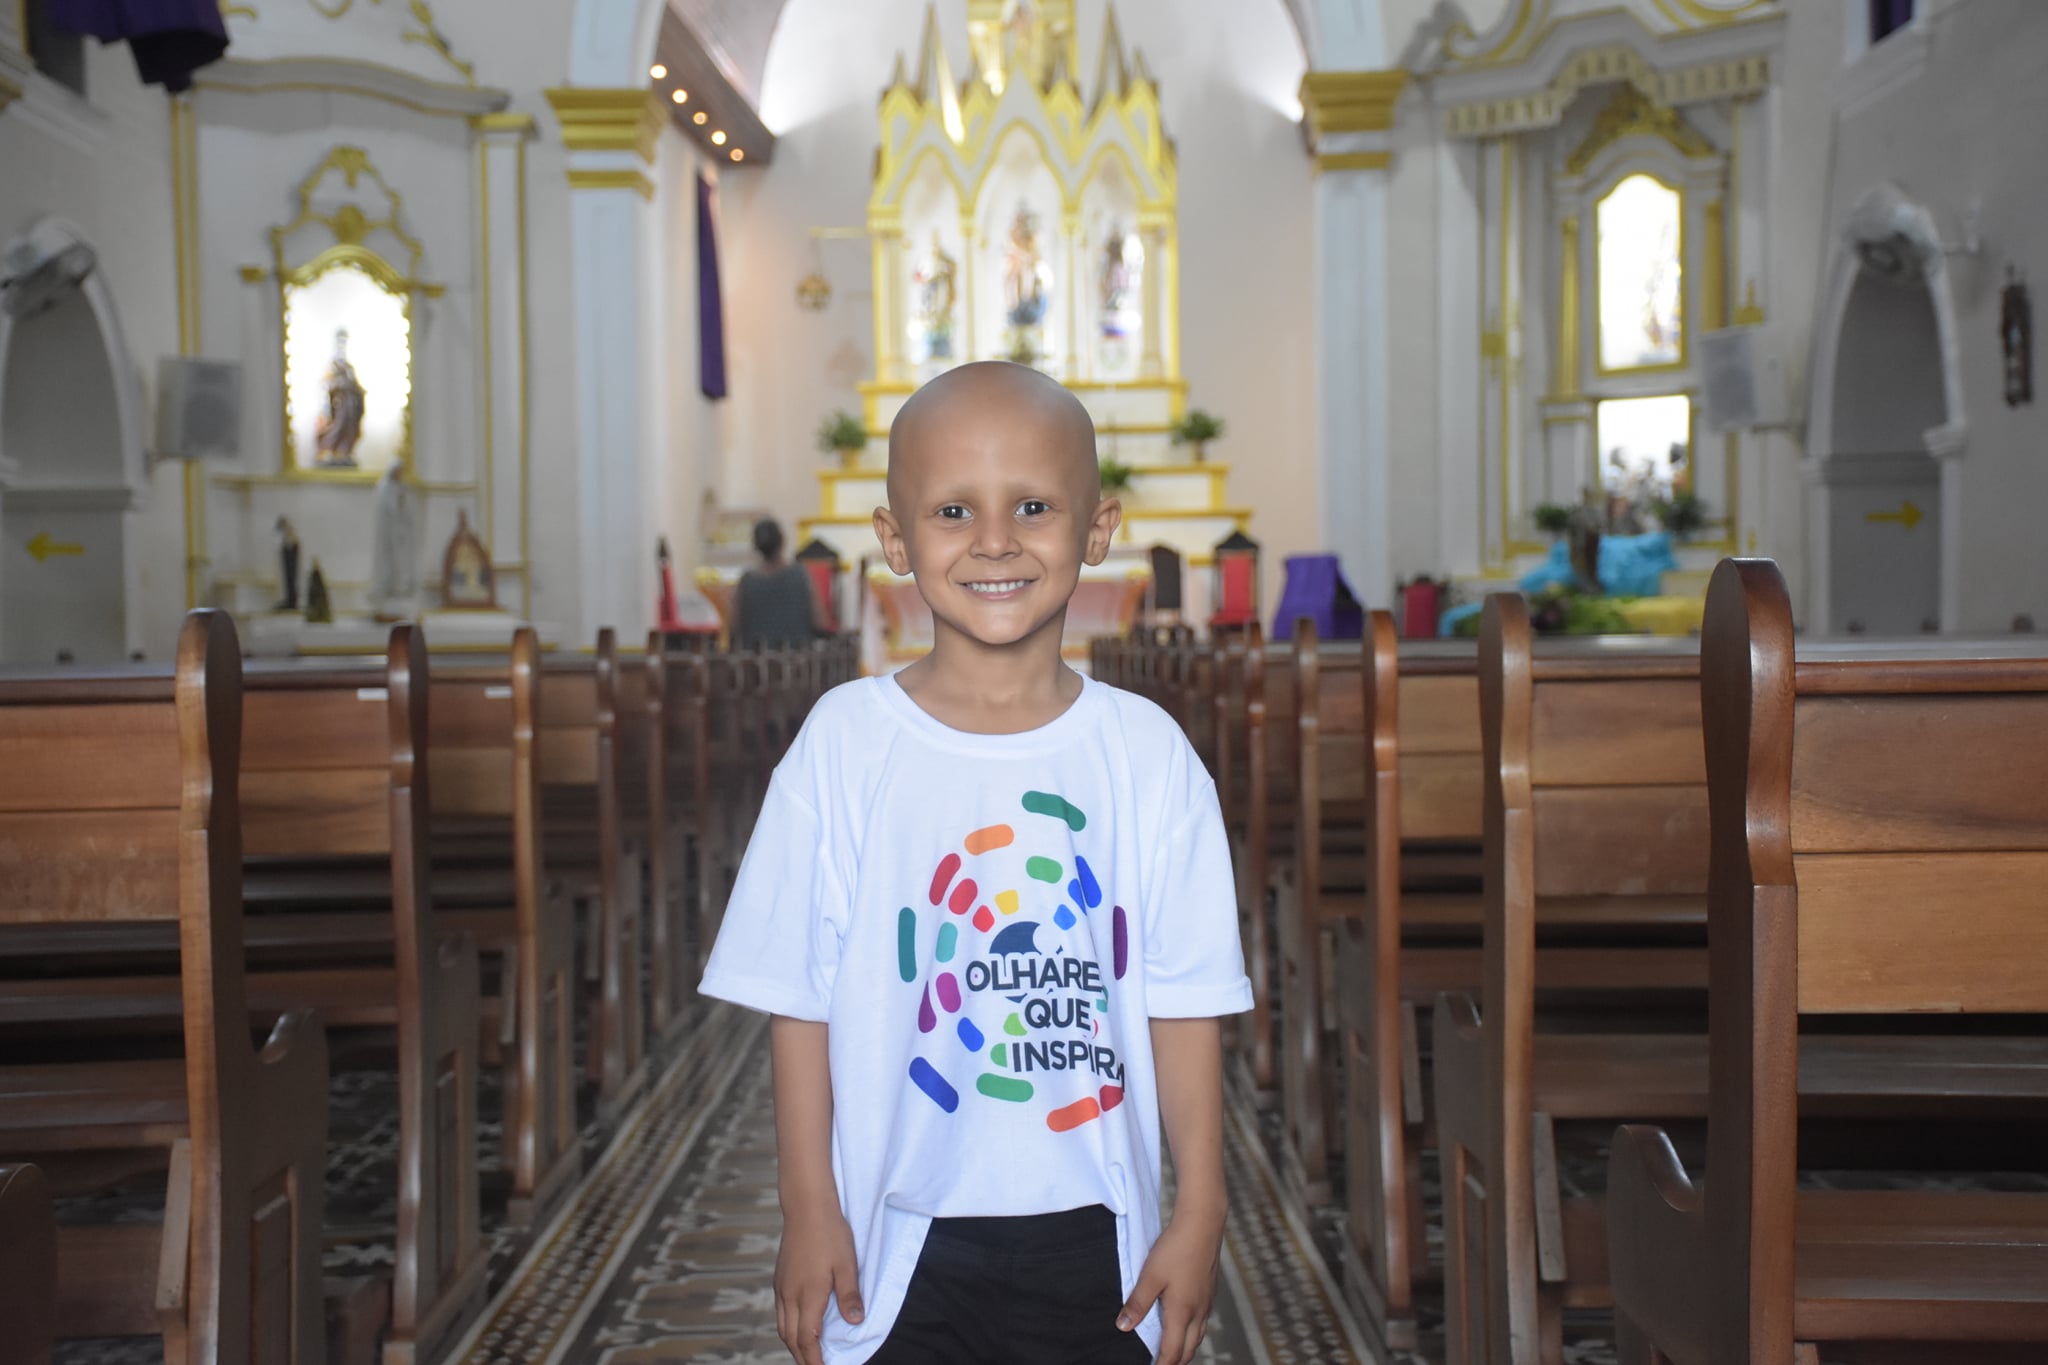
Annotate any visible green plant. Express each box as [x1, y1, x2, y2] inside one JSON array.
[[1651, 490, 1709, 540], [1170, 410, 1225, 447], [1097, 456, 1137, 494], [816, 410, 868, 455], [1533, 503, 1573, 536]]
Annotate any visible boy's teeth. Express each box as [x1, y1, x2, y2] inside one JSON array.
[[969, 581, 1026, 593]]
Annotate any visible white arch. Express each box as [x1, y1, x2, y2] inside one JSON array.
[[0, 215, 146, 495], [1804, 182, 1968, 632]]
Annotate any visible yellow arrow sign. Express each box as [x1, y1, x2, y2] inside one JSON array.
[[26, 532, 84, 563], [1866, 500, 1924, 531]]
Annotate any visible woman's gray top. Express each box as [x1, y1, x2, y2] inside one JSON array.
[[734, 562, 817, 648]]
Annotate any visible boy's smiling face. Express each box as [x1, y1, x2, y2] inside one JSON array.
[[875, 363, 1121, 654]]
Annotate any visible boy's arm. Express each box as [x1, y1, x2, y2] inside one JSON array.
[[1118, 1016, 1227, 1365], [772, 1016, 865, 1365]]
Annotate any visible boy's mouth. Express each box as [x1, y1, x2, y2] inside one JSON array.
[[963, 579, 1033, 598]]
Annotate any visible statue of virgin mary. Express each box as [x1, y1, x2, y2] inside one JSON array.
[[367, 463, 421, 621]]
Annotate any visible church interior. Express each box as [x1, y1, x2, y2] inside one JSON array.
[[3, 0, 2048, 1362]]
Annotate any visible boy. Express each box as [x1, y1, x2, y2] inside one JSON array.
[[701, 362, 1251, 1365]]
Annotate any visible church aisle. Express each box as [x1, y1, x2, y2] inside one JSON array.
[[451, 1000, 1382, 1365]]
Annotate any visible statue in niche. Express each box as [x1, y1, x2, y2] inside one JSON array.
[[1003, 204, 1049, 327], [913, 232, 958, 361], [1099, 223, 1134, 339], [367, 463, 421, 622], [1002, 202, 1050, 364], [315, 327, 368, 468], [274, 516, 301, 612], [441, 509, 498, 610], [304, 560, 333, 624]]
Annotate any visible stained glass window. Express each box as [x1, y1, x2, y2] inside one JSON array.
[[1597, 394, 1691, 501], [1597, 174, 1683, 371]]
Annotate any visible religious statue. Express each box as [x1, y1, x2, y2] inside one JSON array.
[[304, 560, 333, 624], [912, 232, 959, 362], [367, 463, 420, 622], [314, 327, 367, 468], [441, 509, 497, 610], [1099, 224, 1134, 339], [274, 515, 301, 612], [1003, 203, 1049, 328]]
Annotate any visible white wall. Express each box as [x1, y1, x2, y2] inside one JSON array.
[[0, 42, 181, 659], [1815, 0, 2048, 629], [728, 0, 1314, 615]]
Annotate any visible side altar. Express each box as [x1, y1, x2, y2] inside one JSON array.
[[799, 0, 1249, 581]]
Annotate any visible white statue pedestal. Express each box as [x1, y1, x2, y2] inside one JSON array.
[[243, 610, 558, 658]]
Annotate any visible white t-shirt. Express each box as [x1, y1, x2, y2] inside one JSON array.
[[700, 672, 1252, 1363]]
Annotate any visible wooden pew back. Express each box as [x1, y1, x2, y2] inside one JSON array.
[[0, 612, 327, 1365]]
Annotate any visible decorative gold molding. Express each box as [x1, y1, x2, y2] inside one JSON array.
[[1444, 45, 1770, 139], [1703, 198, 1727, 331], [1565, 82, 1714, 174], [469, 110, 535, 134], [1552, 215, 1581, 397], [565, 167, 655, 200], [172, 95, 207, 609], [399, 0, 473, 85], [1733, 280, 1765, 326], [0, 70, 21, 114], [1298, 70, 1409, 141], [545, 86, 662, 164], [221, 2, 258, 17], [1442, 0, 1550, 69], [1315, 150, 1393, 174], [1445, 0, 1775, 72], [1647, 0, 1772, 28]]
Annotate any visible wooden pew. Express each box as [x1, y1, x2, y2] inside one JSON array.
[[0, 610, 328, 1365], [1239, 623, 1292, 1094], [0, 628, 486, 1363], [662, 649, 719, 977], [1606, 558, 2048, 1365], [428, 630, 581, 1228], [240, 631, 487, 1365], [538, 633, 646, 1115], [1276, 622, 1365, 1203], [1332, 614, 1485, 1347], [1433, 595, 1714, 1365], [633, 634, 687, 1045], [0, 1164, 54, 1365]]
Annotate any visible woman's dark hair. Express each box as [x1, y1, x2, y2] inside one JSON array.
[[753, 518, 786, 561]]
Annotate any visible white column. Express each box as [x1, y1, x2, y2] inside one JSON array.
[[878, 227, 908, 383], [959, 216, 978, 363], [548, 87, 663, 638], [1313, 163, 1394, 609], [1064, 212, 1084, 379], [473, 113, 536, 616]]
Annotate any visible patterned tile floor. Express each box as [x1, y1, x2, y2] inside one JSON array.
[[457, 1000, 1380, 1365]]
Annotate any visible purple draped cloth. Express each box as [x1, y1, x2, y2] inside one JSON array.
[[697, 175, 728, 401], [1271, 553, 1365, 642], [49, 0, 227, 91]]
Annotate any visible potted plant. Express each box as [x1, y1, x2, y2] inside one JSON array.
[[816, 410, 869, 469], [1170, 409, 1226, 463], [1650, 490, 1709, 541], [1097, 455, 1137, 501], [1533, 503, 1573, 538]]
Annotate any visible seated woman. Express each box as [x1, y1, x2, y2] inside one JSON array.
[[733, 519, 828, 648]]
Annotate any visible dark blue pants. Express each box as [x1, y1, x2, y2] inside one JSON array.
[[865, 1204, 1153, 1364]]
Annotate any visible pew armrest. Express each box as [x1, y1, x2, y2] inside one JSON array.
[[1605, 1123, 1710, 1365]]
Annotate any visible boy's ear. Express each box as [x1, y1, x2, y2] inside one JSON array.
[[873, 505, 913, 577], [1083, 496, 1122, 567]]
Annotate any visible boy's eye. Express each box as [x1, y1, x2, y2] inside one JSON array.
[[937, 504, 970, 520], [1017, 499, 1051, 517]]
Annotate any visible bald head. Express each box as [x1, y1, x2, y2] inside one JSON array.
[[887, 361, 1098, 509]]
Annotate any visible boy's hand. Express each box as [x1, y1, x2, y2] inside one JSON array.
[[1116, 1213, 1220, 1365], [774, 1196, 865, 1365]]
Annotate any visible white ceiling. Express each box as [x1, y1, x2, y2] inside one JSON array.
[[671, 0, 1315, 108]]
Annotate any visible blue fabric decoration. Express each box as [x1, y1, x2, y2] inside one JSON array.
[[1517, 531, 1676, 599]]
